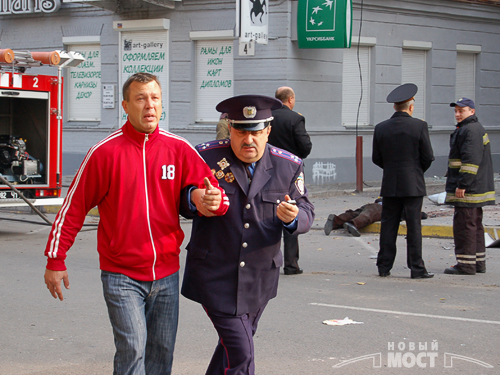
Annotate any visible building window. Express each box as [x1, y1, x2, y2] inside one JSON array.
[[402, 49, 426, 120], [65, 42, 101, 122], [456, 45, 480, 100], [195, 39, 234, 123], [342, 45, 370, 126], [113, 19, 170, 129]]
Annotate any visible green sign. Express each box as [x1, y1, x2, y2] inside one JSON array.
[[297, 0, 352, 49]]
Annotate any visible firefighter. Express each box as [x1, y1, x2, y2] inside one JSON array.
[[444, 97, 495, 275]]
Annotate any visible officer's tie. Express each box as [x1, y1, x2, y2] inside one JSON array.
[[244, 163, 255, 184]]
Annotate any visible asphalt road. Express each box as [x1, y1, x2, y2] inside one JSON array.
[[0, 207, 499, 375]]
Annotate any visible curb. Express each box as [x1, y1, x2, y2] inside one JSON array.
[[361, 222, 500, 239]]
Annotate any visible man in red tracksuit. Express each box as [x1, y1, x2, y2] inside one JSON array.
[[43, 72, 229, 375]]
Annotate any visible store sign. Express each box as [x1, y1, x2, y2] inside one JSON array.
[[0, 0, 61, 14], [102, 84, 115, 109], [297, 0, 352, 49], [196, 40, 234, 122], [240, 0, 268, 44], [67, 45, 101, 121], [119, 30, 169, 129]]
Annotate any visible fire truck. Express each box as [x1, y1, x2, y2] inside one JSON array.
[[0, 48, 84, 209]]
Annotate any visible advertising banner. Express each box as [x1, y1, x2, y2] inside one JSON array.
[[67, 45, 101, 121], [240, 0, 268, 44], [196, 40, 234, 122], [118, 30, 169, 129], [297, 0, 352, 49]]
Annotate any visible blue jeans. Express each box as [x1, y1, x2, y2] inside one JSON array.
[[101, 271, 179, 375]]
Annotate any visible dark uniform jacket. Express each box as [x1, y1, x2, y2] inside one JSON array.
[[269, 106, 312, 159], [372, 111, 434, 197], [445, 115, 495, 207], [181, 140, 315, 316]]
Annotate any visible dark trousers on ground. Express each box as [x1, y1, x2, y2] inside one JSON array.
[[376, 196, 427, 277], [453, 206, 486, 274], [332, 203, 382, 230], [203, 304, 267, 375], [283, 228, 300, 273]]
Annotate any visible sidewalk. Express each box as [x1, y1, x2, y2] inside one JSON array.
[[308, 175, 500, 239]]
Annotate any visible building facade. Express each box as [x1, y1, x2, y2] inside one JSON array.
[[1, 0, 499, 184]]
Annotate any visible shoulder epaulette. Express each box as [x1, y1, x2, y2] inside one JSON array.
[[270, 146, 302, 165], [197, 139, 231, 152]]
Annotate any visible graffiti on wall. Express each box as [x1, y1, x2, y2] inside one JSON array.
[[312, 162, 337, 185]]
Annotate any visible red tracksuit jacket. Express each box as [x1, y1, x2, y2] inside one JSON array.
[[45, 120, 228, 281]]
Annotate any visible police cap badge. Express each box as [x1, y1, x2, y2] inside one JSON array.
[[216, 94, 282, 131]]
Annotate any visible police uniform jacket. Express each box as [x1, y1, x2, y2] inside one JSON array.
[[445, 115, 495, 207], [269, 106, 312, 159], [181, 140, 315, 316], [372, 111, 434, 197]]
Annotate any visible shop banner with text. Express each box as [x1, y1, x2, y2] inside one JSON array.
[[240, 0, 268, 44], [119, 30, 169, 129], [297, 0, 352, 49]]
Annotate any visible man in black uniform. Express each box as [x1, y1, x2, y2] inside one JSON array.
[[181, 95, 315, 375], [372, 83, 435, 279], [268, 86, 312, 275], [444, 98, 495, 275]]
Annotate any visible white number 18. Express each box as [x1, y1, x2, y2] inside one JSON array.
[[162, 165, 175, 180]]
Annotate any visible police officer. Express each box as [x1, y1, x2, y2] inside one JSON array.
[[372, 83, 435, 279], [181, 95, 315, 375], [269, 86, 312, 275]]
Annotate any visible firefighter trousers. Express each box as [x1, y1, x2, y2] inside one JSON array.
[[453, 206, 486, 274]]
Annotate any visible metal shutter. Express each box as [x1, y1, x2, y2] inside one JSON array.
[[195, 40, 234, 122], [342, 46, 370, 126], [67, 44, 101, 121], [402, 49, 426, 120], [118, 30, 169, 130], [456, 52, 475, 100]]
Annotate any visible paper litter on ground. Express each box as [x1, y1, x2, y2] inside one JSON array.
[[323, 317, 364, 326]]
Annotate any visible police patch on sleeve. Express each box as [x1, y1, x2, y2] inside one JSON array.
[[295, 172, 305, 195]]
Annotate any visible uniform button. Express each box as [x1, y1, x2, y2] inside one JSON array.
[[277, 199, 280, 203], [240, 261, 245, 267], [244, 223, 250, 229], [242, 242, 248, 248], [245, 204, 251, 209]]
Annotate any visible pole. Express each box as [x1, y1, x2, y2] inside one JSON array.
[[356, 136, 363, 193], [0, 174, 53, 225]]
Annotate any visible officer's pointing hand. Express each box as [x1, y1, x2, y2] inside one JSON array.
[[204, 177, 214, 192], [191, 177, 222, 217], [277, 194, 299, 224]]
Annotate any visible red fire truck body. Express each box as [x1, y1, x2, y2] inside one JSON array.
[[0, 71, 63, 203]]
